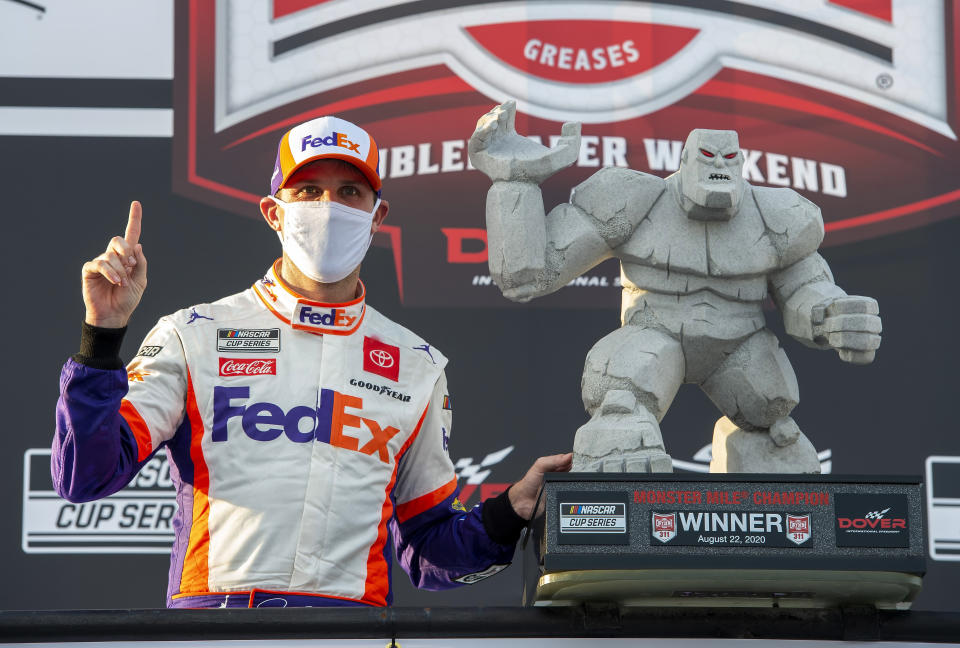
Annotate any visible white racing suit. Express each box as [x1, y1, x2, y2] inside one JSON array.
[[54, 262, 519, 608]]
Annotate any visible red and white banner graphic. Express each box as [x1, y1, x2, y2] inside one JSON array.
[[173, 0, 960, 306]]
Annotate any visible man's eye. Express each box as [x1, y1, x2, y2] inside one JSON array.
[[699, 148, 715, 158], [340, 186, 360, 197]]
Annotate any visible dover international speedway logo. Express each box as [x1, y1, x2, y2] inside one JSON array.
[[174, 1, 960, 307]]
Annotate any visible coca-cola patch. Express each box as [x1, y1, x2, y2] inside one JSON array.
[[219, 358, 277, 376]]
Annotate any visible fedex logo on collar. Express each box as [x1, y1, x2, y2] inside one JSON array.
[[301, 132, 360, 153], [212, 386, 399, 462], [298, 305, 356, 328]]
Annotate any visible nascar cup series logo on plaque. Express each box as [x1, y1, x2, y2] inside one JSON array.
[[175, 1, 960, 306], [560, 503, 627, 533], [557, 494, 629, 545]]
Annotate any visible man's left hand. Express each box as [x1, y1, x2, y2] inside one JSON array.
[[508, 453, 573, 520]]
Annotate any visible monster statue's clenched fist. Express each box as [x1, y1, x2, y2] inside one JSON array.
[[469, 101, 881, 474]]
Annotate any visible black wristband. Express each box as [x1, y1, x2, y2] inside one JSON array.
[[73, 322, 127, 370], [481, 485, 528, 546]]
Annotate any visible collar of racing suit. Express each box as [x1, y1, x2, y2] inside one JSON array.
[[252, 259, 366, 336]]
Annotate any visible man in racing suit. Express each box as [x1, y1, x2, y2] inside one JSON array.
[[54, 115, 571, 608]]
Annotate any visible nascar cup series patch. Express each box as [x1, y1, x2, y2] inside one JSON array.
[[217, 329, 280, 353]]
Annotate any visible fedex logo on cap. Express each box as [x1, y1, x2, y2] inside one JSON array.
[[275, 115, 381, 195], [287, 116, 372, 165], [301, 132, 360, 153], [212, 386, 400, 462]]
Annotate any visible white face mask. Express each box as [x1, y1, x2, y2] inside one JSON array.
[[272, 197, 381, 284]]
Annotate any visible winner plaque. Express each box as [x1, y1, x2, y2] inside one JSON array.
[[524, 473, 925, 609]]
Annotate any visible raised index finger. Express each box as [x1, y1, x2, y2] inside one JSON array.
[[124, 201, 142, 246]]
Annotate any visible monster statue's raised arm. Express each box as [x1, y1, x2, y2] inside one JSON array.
[[469, 100, 637, 301], [469, 101, 881, 474]]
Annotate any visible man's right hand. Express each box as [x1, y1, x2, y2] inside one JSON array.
[[82, 201, 148, 328], [508, 453, 573, 520]]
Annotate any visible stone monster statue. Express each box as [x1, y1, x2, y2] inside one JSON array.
[[468, 101, 882, 474]]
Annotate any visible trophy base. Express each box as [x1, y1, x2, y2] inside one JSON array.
[[524, 473, 926, 610], [532, 568, 922, 609]]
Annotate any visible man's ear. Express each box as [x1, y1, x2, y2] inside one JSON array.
[[371, 199, 389, 234], [260, 197, 282, 233]]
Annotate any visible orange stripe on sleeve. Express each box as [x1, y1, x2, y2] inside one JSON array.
[[395, 478, 459, 524], [387, 403, 458, 527], [178, 370, 212, 595], [392, 403, 459, 524], [119, 399, 153, 462]]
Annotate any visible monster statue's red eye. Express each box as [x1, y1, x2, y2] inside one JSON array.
[[699, 148, 715, 158], [723, 152, 738, 159]]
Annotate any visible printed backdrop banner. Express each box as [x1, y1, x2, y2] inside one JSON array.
[[173, 0, 960, 306], [2, 0, 960, 615]]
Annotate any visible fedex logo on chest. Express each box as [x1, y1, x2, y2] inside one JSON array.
[[212, 386, 400, 462]]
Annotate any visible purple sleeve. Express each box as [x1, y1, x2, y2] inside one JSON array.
[[53, 358, 147, 502], [391, 489, 517, 590]]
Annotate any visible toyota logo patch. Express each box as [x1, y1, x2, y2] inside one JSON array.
[[363, 336, 400, 381], [369, 349, 395, 368]]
